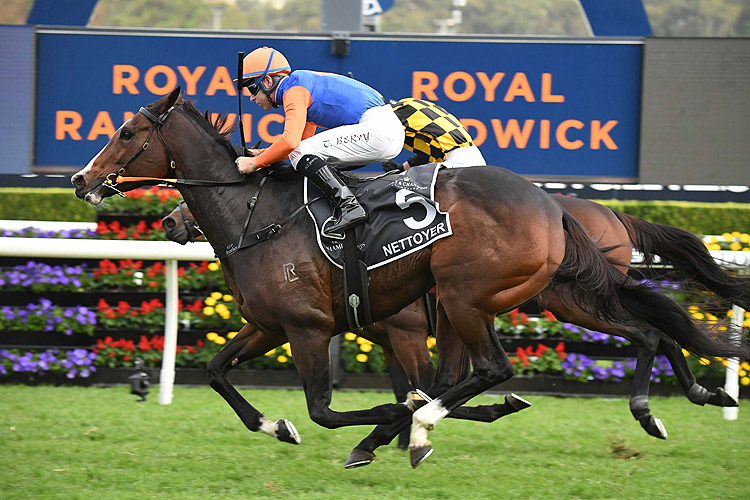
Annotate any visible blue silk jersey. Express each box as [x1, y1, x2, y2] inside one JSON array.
[[275, 70, 385, 129]]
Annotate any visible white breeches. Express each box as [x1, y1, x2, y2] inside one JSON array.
[[288, 105, 405, 170], [442, 145, 487, 168]]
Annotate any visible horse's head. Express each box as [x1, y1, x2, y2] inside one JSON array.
[[162, 199, 203, 245], [71, 87, 184, 205]]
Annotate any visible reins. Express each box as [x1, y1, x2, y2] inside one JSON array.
[[104, 103, 321, 258]]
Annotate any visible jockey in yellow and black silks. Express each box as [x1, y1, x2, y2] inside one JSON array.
[[384, 97, 486, 172]]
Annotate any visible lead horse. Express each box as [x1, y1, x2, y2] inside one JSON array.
[[71, 89, 748, 467]]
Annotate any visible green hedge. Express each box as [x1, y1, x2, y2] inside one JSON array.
[[595, 200, 750, 235], [0, 188, 96, 222], [0, 188, 748, 234]]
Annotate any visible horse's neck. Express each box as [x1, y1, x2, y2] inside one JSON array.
[[179, 170, 305, 255]]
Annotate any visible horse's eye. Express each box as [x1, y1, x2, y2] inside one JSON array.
[[120, 129, 134, 141]]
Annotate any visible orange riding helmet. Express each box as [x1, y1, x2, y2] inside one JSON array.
[[240, 47, 291, 101]]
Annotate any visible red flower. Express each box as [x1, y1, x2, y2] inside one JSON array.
[[543, 310, 557, 321], [520, 312, 529, 325], [535, 344, 548, 356], [515, 347, 530, 367]]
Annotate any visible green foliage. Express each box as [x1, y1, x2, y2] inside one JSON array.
[[0, 188, 96, 222], [595, 199, 750, 234], [80, 0, 750, 37]]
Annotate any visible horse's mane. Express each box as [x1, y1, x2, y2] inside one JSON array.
[[177, 100, 238, 158]]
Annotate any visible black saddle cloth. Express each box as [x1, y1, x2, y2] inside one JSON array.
[[306, 164, 453, 270]]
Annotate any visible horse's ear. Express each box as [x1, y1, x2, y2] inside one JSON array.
[[166, 86, 182, 108]]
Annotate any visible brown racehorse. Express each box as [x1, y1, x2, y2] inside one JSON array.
[[163, 190, 746, 466], [71, 88, 748, 467]]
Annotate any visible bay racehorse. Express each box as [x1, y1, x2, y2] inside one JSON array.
[[163, 194, 746, 447], [71, 88, 748, 467]]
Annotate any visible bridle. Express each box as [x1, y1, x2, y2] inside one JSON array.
[[166, 199, 204, 243], [102, 106, 177, 196], [98, 101, 323, 259]]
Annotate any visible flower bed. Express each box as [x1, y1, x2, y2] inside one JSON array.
[[2, 187, 749, 391]]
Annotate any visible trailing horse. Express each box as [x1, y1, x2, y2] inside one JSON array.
[[71, 88, 748, 467]]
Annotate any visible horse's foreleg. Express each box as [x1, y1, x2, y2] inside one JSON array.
[[207, 325, 300, 444], [660, 336, 738, 408], [289, 331, 412, 430]]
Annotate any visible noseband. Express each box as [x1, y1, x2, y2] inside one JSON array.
[[103, 106, 176, 194]]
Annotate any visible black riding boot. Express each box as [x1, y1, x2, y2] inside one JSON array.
[[298, 155, 366, 235]]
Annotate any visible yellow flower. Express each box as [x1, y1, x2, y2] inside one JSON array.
[[707, 243, 722, 251], [206, 332, 219, 341], [741, 377, 750, 386], [709, 235, 718, 244], [726, 309, 734, 318], [356, 353, 368, 363], [688, 305, 700, 313], [203, 306, 215, 316], [360, 343, 373, 353], [210, 291, 223, 300], [698, 357, 711, 366], [208, 262, 220, 271], [731, 231, 741, 238], [357, 337, 373, 345], [277, 355, 288, 363], [219, 312, 231, 320], [241, 317, 247, 323], [214, 336, 226, 345], [215, 304, 229, 315], [344, 332, 357, 341], [741, 361, 750, 370], [227, 331, 238, 339], [204, 297, 217, 306], [682, 349, 690, 357], [740, 233, 750, 243], [721, 232, 732, 241], [691, 312, 704, 320], [223, 294, 233, 302], [740, 369, 747, 377], [264, 349, 276, 357], [282, 342, 292, 356], [730, 241, 742, 251], [426, 337, 437, 349]]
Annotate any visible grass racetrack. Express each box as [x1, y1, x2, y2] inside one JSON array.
[[1, 385, 748, 499]]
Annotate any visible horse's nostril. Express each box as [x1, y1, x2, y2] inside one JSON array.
[[72, 175, 86, 188], [162, 219, 176, 230]]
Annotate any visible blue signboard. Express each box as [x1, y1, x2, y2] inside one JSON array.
[[35, 30, 642, 179]]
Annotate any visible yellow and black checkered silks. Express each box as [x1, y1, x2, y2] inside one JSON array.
[[391, 98, 474, 163]]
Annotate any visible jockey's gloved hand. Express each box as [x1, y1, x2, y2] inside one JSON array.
[[382, 159, 405, 173]]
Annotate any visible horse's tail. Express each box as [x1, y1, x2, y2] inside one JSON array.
[[613, 210, 750, 311], [551, 210, 749, 359]]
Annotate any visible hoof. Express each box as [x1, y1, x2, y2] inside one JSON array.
[[276, 418, 301, 444], [638, 415, 668, 440], [345, 449, 376, 469], [708, 387, 739, 407], [506, 393, 532, 412], [409, 445, 433, 468]]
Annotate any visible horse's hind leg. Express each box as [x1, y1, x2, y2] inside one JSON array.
[[409, 302, 515, 468], [628, 328, 669, 439], [660, 336, 738, 408], [207, 324, 300, 444]]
